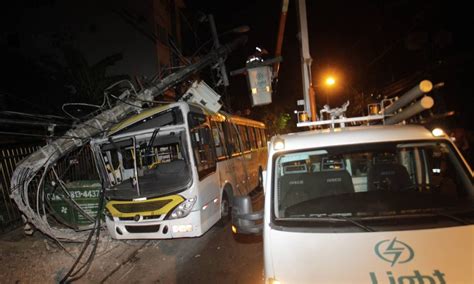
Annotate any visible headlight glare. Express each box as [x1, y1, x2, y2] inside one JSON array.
[[168, 197, 196, 220]]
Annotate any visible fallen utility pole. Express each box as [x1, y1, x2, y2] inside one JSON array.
[[9, 36, 247, 241]]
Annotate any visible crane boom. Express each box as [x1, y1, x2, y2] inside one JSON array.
[[296, 0, 317, 120]]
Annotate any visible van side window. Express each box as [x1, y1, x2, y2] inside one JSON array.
[[189, 113, 216, 179]]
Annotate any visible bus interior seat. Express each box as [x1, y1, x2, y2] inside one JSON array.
[[367, 160, 412, 191], [155, 159, 188, 175]]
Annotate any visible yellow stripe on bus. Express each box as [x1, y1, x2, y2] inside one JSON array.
[[106, 195, 184, 217]]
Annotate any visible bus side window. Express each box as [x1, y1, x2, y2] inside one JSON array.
[[224, 122, 242, 156], [189, 113, 217, 179], [260, 128, 267, 145], [239, 125, 251, 152], [211, 121, 228, 160], [247, 126, 257, 150], [255, 128, 263, 148]]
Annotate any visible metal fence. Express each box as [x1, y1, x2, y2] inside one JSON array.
[[0, 144, 40, 232], [0, 143, 98, 233]]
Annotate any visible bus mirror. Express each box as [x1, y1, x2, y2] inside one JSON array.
[[231, 196, 263, 235]]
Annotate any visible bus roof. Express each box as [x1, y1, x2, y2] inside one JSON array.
[[108, 101, 265, 136], [108, 104, 176, 135], [271, 124, 443, 151], [226, 115, 266, 128]]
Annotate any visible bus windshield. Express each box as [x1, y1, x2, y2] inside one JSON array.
[[273, 141, 473, 221], [98, 128, 191, 200]]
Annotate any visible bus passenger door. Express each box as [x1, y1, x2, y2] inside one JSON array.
[[189, 113, 221, 230]]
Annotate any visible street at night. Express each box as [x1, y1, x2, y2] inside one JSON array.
[[1, 214, 264, 284], [1, 0, 473, 283]]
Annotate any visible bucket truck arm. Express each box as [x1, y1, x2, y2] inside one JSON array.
[[297, 0, 317, 121]]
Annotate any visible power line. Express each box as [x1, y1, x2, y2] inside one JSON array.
[[0, 91, 62, 114], [0, 131, 82, 140]]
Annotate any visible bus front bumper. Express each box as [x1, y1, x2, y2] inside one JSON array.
[[105, 210, 204, 239]]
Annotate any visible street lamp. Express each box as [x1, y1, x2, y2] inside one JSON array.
[[325, 76, 336, 86], [315, 75, 336, 105]]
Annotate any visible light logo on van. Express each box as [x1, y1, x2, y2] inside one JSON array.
[[371, 238, 447, 284], [375, 237, 414, 266]]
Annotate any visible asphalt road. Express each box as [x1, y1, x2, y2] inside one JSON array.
[[82, 191, 265, 284], [90, 224, 263, 284], [0, 187, 265, 284]]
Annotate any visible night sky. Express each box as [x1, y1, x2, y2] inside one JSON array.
[[187, 0, 474, 131], [1, 0, 473, 133]]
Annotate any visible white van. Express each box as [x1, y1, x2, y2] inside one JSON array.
[[232, 124, 473, 284]]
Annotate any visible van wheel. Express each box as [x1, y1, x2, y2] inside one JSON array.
[[217, 193, 231, 227]]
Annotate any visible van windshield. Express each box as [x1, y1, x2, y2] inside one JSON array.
[[273, 141, 473, 221]]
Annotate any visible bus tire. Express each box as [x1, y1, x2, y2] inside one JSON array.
[[217, 192, 231, 227]]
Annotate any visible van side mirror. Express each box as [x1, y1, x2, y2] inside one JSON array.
[[231, 196, 263, 235]]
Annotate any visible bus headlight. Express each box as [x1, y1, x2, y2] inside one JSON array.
[[168, 197, 197, 219]]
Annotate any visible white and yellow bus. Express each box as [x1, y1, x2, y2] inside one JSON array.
[[90, 101, 267, 239]]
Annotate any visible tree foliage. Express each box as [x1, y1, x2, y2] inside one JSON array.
[[62, 46, 130, 104], [256, 106, 295, 136]]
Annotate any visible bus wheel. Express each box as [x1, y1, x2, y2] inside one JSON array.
[[217, 192, 231, 226]]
